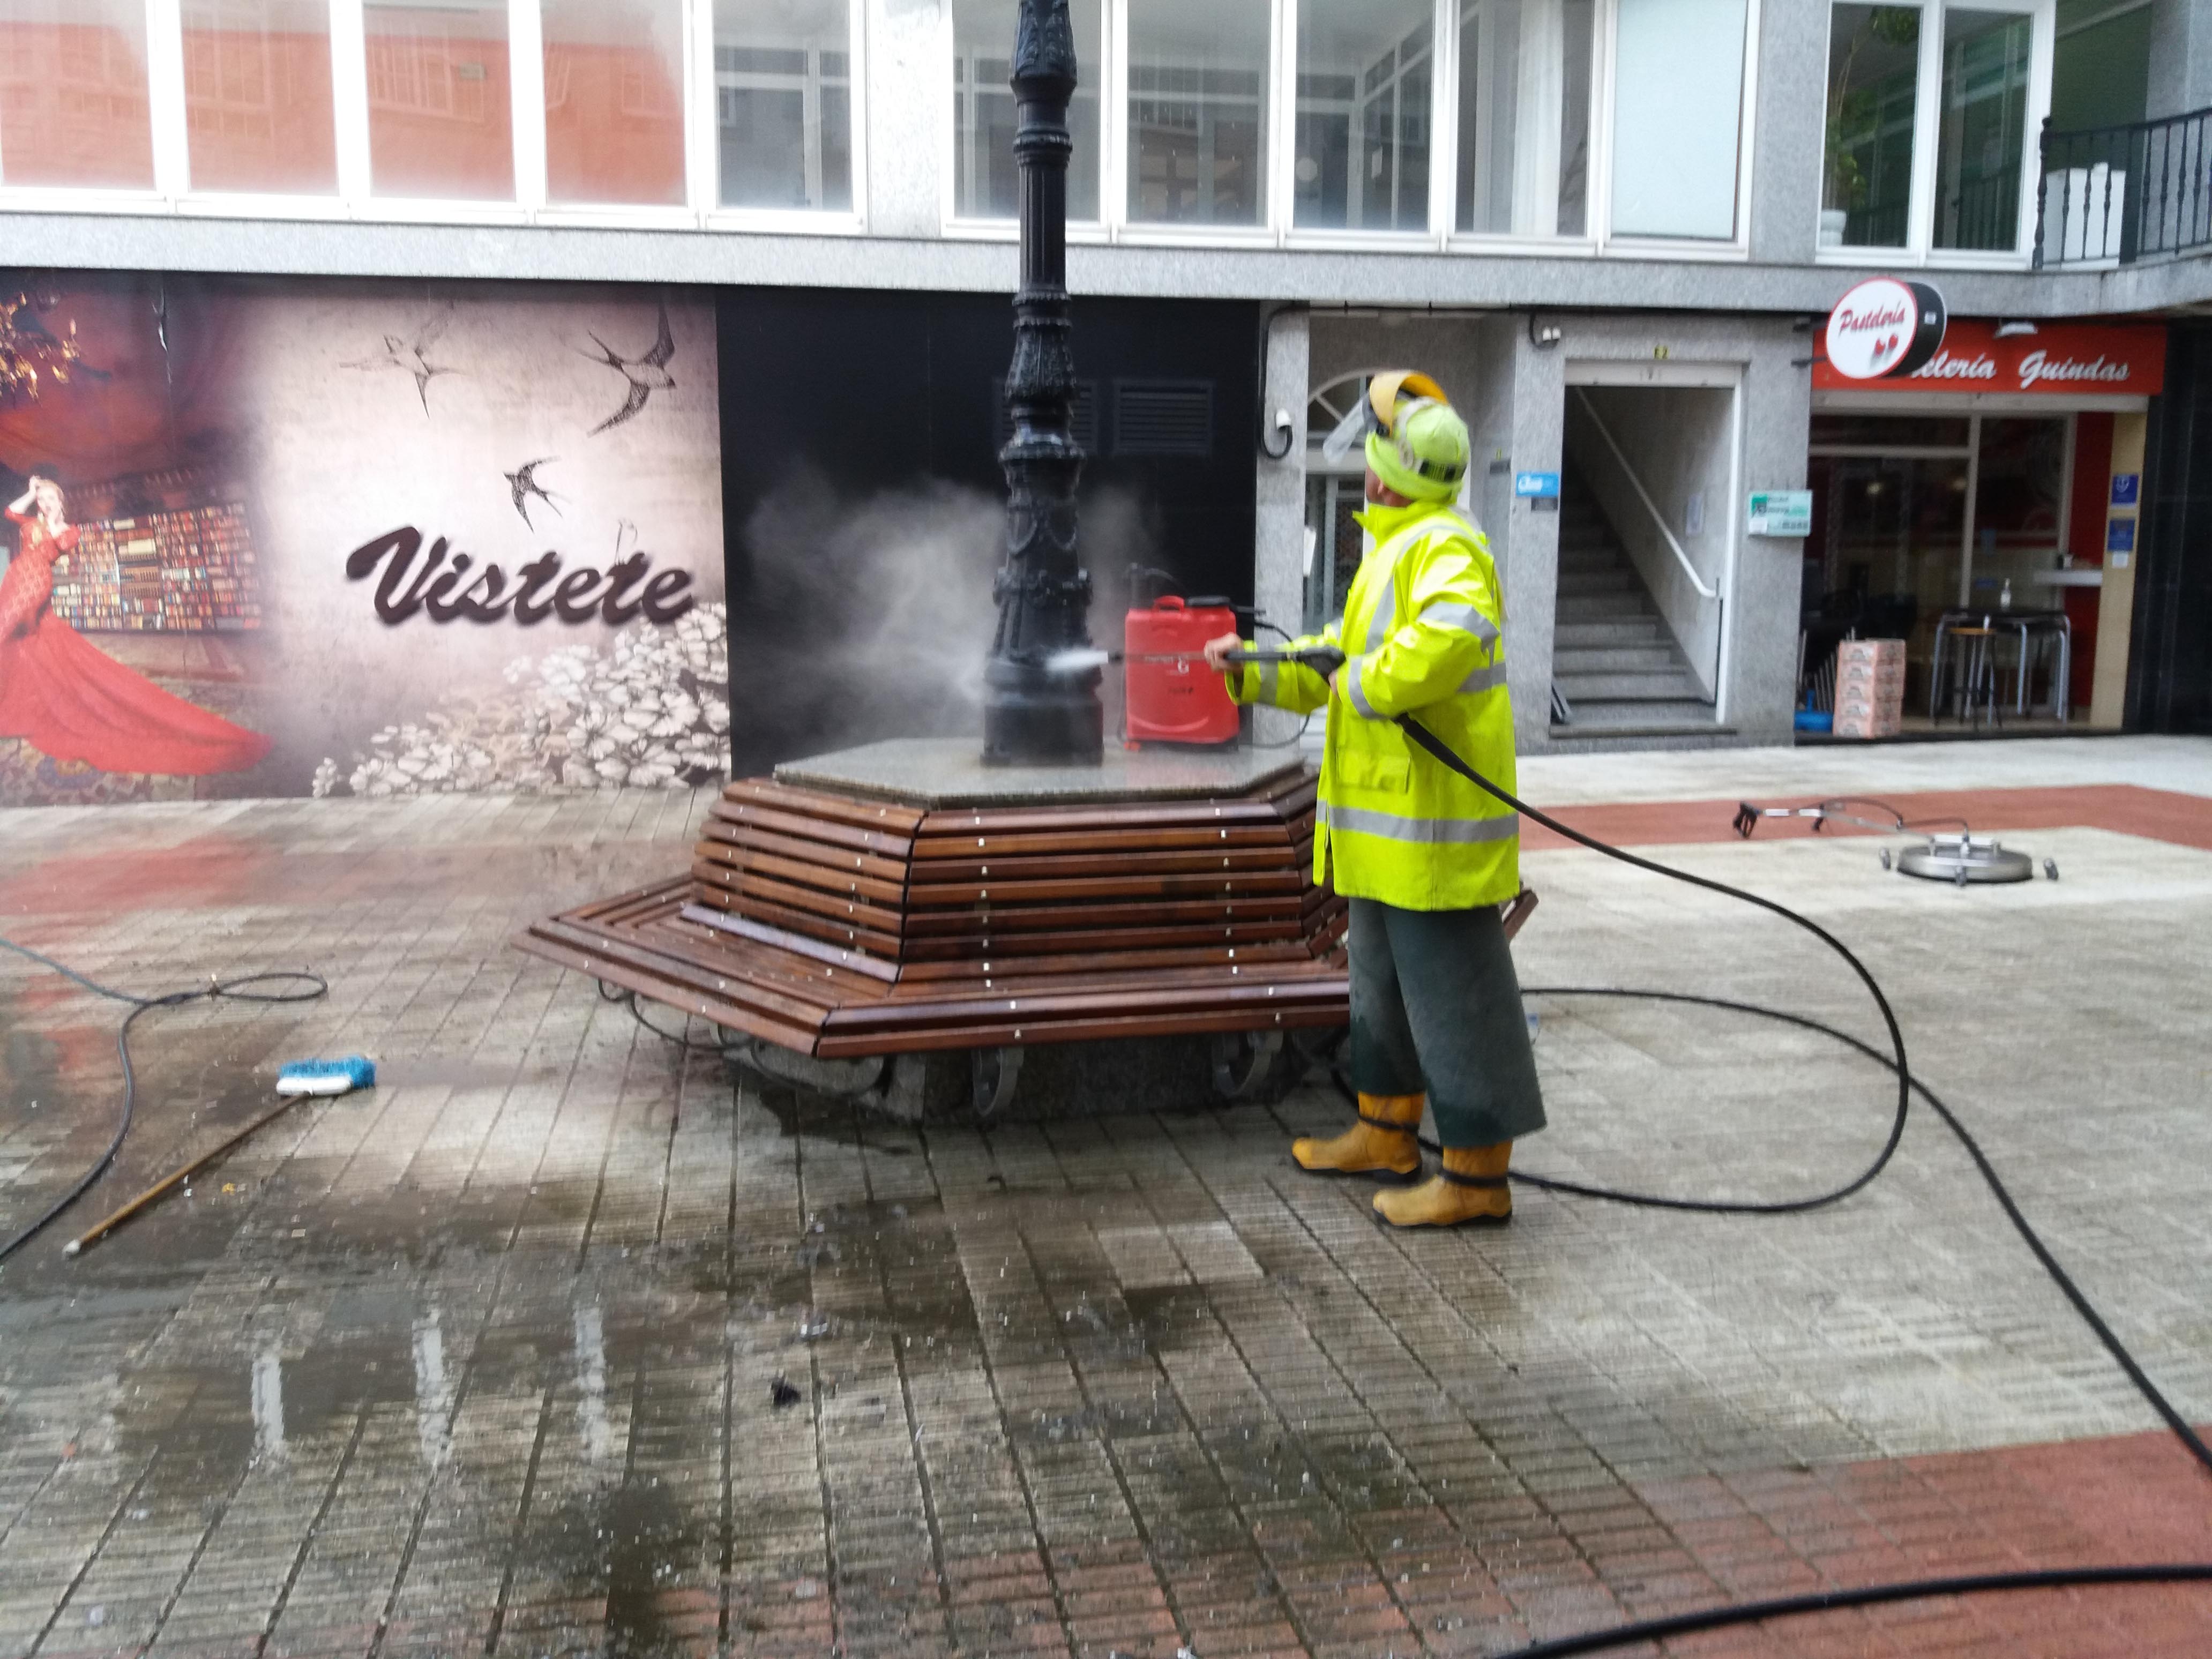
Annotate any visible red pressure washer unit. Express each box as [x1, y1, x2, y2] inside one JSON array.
[[1123, 594, 1241, 747]]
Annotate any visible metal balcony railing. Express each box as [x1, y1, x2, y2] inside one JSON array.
[[2034, 105, 2212, 267]]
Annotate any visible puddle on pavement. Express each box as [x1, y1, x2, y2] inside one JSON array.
[[4, 1089, 1446, 1658]]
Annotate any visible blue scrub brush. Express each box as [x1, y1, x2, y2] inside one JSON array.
[[275, 1056, 376, 1096]]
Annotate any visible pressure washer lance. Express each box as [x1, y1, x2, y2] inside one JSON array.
[[1045, 643, 1349, 676]]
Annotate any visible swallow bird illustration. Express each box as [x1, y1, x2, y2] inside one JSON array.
[[345, 315, 459, 414], [505, 457, 564, 529], [581, 300, 676, 435]]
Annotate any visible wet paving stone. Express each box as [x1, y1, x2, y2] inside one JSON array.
[[2, 781, 2211, 1655]]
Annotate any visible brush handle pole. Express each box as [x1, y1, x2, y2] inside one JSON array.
[[64, 1095, 304, 1257]]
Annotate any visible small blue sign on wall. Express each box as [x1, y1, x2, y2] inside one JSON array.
[[1514, 471, 1561, 498], [2106, 518, 2136, 553], [2110, 473, 2140, 506]]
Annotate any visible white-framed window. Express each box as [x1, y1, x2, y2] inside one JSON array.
[[1818, 0, 2053, 265], [949, 0, 1101, 222], [712, 0, 854, 213], [1607, 0, 1753, 241], [946, 0, 1760, 258], [1292, 0, 1434, 234], [1455, 0, 1597, 239], [0, 0, 866, 232]]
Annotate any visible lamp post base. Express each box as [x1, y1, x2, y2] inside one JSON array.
[[982, 663, 1104, 766]]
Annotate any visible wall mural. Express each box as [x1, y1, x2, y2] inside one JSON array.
[[0, 274, 724, 806]]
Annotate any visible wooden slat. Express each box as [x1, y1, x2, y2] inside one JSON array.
[[881, 956, 1341, 1002], [565, 875, 690, 926], [898, 920, 1306, 959], [828, 972, 1346, 1032], [816, 997, 1348, 1057], [516, 929, 827, 1053], [724, 777, 927, 835], [917, 796, 1291, 836], [708, 797, 914, 858], [899, 894, 1303, 937], [892, 939, 1318, 982], [907, 825, 1291, 858], [691, 844, 906, 905], [696, 865, 910, 936], [532, 915, 850, 1022], [695, 823, 911, 885], [910, 845, 1297, 883], [676, 906, 901, 983], [689, 887, 905, 957], [902, 869, 1304, 907]]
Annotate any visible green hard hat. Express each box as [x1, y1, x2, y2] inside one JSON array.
[[1366, 397, 1469, 502]]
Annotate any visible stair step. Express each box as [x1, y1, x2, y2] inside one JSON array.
[[1557, 568, 1641, 596], [1555, 618, 1666, 647], [1556, 593, 1655, 623], [1551, 700, 1722, 730], [1557, 549, 1626, 573], [1554, 644, 1682, 674], [1554, 670, 1710, 701]]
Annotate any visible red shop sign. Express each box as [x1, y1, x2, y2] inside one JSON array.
[[1814, 317, 2167, 396]]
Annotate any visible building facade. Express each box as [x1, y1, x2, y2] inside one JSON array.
[[1, 0, 2208, 799]]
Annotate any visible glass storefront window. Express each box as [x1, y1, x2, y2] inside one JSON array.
[[1822, 4, 1918, 248], [543, 0, 685, 206], [1609, 0, 1747, 239], [181, 0, 337, 195], [1809, 452, 1968, 642], [0, 0, 154, 189], [715, 0, 852, 211], [364, 1, 512, 199], [951, 0, 1100, 220], [1127, 0, 1268, 227], [1294, 0, 1432, 233], [1454, 0, 1593, 237], [1934, 9, 2030, 250]]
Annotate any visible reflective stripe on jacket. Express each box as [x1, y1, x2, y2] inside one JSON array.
[[1228, 498, 1518, 910]]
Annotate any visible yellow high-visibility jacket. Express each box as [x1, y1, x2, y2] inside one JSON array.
[[1228, 498, 1518, 910]]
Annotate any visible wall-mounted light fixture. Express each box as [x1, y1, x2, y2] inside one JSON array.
[[1994, 320, 2039, 338], [1527, 316, 1561, 349]]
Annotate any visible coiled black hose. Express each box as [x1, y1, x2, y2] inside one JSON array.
[[0, 936, 326, 1266], [1366, 713, 2211, 1656]]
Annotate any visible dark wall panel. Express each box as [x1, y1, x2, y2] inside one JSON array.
[[2130, 322, 2212, 733], [718, 288, 1258, 770]]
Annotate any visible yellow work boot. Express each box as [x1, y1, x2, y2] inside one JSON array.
[[1292, 1092, 1424, 1182], [1373, 1141, 1512, 1227]]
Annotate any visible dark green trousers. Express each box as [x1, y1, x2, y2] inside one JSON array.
[[1348, 897, 1546, 1148]]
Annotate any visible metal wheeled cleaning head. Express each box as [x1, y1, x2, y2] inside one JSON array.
[[1735, 798, 2053, 886]]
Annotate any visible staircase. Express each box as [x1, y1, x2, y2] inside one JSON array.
[[1551, 474, 1719, 736]]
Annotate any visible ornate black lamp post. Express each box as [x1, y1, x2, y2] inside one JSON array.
[[982, 0, 1103, 765]]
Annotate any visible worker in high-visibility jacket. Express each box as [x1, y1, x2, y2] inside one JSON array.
[[1204, 370, 1543, 1228]]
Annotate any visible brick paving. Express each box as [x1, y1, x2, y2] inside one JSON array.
[[2, 748, 2210, 1657]]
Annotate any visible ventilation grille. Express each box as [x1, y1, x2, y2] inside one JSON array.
[[1112, 379, 1214, 457], [993, 379, 1100, 451]]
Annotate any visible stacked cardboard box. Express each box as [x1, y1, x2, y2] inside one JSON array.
[[1833, 638, 1905, 738]]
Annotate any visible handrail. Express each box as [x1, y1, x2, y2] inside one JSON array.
[[1569, 388, 1717, 599]]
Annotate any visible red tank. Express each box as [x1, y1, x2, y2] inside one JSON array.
[[1124, 595, 1240, 746]]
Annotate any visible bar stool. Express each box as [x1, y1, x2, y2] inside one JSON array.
[[1940, 624, 2002, 726]]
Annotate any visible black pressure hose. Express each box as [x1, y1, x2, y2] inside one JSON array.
[[0, 936, 327, 1267], [1371, 713, 2212, 1657]]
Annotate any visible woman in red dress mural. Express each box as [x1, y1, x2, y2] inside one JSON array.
[[0, 475, 269, 777]]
